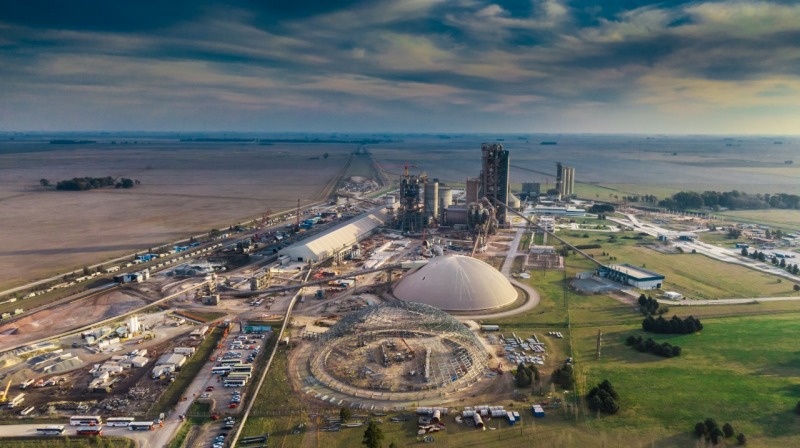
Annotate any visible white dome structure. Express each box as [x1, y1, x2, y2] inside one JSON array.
[[393, 255, 518, 311]]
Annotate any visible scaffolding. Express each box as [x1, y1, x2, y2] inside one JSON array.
[[311, 302, 489, 400]]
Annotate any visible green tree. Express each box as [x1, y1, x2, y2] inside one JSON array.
[[340, 406, 351, 422], [740, 247, 748, 257], [40, 178, 50, 186], [323, 153, 330, 159], [737, 433, 746, 445], [723, 422, 735, 438], [83, 266, 91, 276], [362, 419, 384, 448], [709, 427, 724, 444], [389, 443, 399, 448], [694, 422, 707, 438], [515, 363, 532, 387]]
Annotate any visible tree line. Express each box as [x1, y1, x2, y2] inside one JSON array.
[[626, 335, 682, 358], [741, 248, 800, 275], [47, 176, 139, 191], [659, 189, 800, 210], [642, 315, 703, 334]]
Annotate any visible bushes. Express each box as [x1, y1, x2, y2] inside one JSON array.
[[587, 380, 620, 415], [642, 315, 703, 334], [637, 294, 667, 315], [574, 243, 602, 250], [625, 335, 682, 358]]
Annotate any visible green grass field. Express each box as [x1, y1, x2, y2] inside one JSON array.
[[714, 209, 800, 233], [556, 228, 799, 300]]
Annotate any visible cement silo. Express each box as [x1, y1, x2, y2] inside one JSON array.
[[424, 179, 439, 225]]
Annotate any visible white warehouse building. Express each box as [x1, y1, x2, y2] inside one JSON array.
[[279, 207, 389, 263]]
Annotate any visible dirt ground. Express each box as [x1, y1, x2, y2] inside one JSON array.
[[0, 290, 148, 347], [0, 141, 353, 289]]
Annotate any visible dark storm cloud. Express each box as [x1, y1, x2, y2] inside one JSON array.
[[0, 0, 204, 32], [1, 0, 799, 133]]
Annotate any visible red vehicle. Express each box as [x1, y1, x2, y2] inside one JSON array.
[[205, 386, 215, 392], [228, 403, 238, 409]]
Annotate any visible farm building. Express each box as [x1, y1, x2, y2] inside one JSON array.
[[601, 264, 664, 290], [279, 207, 389, 263]]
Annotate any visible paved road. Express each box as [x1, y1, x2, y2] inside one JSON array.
[[660, 296, 800, 306], [0, 424, 154, 445]]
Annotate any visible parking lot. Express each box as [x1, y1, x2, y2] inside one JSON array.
[[193, 327, 269, 448]]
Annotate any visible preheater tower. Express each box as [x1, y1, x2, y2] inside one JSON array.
[[479, 143, 510, 226]]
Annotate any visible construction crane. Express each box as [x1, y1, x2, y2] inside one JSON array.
[[261, 209, 271, 228], [378, 163, 418, 179], [0, 379, 11, 403], [400, 338, 415, 356]]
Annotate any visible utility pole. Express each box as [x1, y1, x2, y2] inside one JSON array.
[[596, 330, 602, 360]]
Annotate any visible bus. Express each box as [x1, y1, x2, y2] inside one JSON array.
[[70, 415, 103, 426], [36, 425, 66, 435], [76, 426, 103, 436], [227, 372, 251, 380], [219, 360, 239, 366], [106, 417, 135, 427], [211, 366, 232, 375], [129, 421, 155, 431], [231, 364, 253, 373], [223, 378, 247, 387]]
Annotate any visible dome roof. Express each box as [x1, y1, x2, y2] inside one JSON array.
[[393, 255, 517, 311]]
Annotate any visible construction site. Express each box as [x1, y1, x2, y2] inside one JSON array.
[[0, 141, 585, 446], [307, 302, 490, 400]]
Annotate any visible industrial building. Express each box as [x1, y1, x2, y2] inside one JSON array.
[[601, 264, 664, 289], [392, 255, 518, 311], [555, 162, 575, 198], [279, 207, 389, 263], [479, 144, 510, 225]]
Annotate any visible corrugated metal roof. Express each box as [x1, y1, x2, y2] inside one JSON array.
[[279, 207, 388, 261]]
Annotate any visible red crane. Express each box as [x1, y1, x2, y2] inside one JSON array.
[[400, 338, 415, 356]]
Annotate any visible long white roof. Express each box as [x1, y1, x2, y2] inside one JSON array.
[[279, 207, 388, 261], [393, 255, 517, 311]]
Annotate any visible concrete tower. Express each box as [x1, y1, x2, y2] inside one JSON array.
[[479, 143, 510, 226]]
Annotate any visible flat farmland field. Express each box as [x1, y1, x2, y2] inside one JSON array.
[[0, 141, 352, 289]]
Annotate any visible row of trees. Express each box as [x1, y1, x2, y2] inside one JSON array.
[[49, 176, 138, 191], [659, 190, 800, 210], [626, 335, 682, 358], [588, 203, 615, 214], [694, 418, 745, 445], [642, 315, 703, 334], [587, 380, 620, 415], [741, 248, 800, 275]]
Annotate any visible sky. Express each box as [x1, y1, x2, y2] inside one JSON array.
[[1, 0, 799, 134]]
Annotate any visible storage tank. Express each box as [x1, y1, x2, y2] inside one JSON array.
[[424, 179, 439, 224], [439, 187, 453, 208], [385, 195, 396, 206]]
